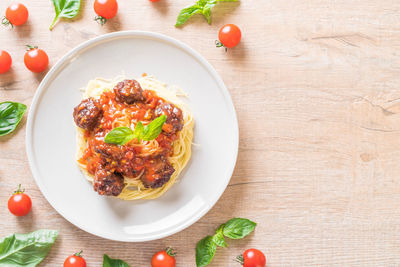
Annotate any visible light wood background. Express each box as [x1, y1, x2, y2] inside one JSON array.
[[1, 0, 400, 266]]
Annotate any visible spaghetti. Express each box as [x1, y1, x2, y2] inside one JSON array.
[[74, 75, 194, 200]]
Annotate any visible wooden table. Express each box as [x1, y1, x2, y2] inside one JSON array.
[[1, 0, 400, 266]]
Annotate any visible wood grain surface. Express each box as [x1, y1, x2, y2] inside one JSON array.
[[1, 0, 400, 266]]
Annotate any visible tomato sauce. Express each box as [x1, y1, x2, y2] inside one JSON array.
[[78, 89, 179, 179]]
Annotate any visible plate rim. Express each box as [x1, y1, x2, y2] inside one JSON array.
[[26, 30, 239, 242]]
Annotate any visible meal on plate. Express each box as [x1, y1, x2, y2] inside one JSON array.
[[73, 75, 194, 200]]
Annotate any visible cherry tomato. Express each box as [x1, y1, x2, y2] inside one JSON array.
[[8, 184, 32, 217], [64, 251, 87, 267], [0, 50, 12, 74], [239, 249, 266, 267], [24, 45, 49, 73], [5, 3, 29, 26], [217, 24, 242, 49], [94, 0, 118, 21], [149, 0, 161, 2], [151, 248, 176, 267]]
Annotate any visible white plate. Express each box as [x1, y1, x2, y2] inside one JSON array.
[[26, 31, 238, 242]]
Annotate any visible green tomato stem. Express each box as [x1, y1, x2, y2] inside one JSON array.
[[235, 254, 244, 265], [94, 16, 107, 26], [13, 184, 25, 195], [166, 247, 177, 257], [1, 17, 13, 28], [74, 250, 83, 257]]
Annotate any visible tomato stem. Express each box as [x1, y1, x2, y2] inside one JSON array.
[[74, 250, 83, 257], [215, 40, 228, 52], [94, 16, 107, 26], [235, 254, 244, 265], [1, 17, 13, 28], [165, 247, 177, 257], [13, 184, 25, 195], [26, 45, 38, 51]]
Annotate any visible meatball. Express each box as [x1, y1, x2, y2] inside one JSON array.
[[114, 79, 144, 104], [93, 142, 126, 161], [73, 98, 102, 130], [154, 102, 184, 134], [141, 157, 175, 188], [116, 155, 144, 178], [93, 168, 124, 196]]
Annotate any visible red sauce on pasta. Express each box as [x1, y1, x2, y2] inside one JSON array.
[[74, 79, 183, 196]]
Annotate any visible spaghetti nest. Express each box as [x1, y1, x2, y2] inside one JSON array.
[[75, 76, 194, 200]]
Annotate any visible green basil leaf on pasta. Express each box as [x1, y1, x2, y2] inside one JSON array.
[[104, 127, 134, 145], [222, 218, 256, 239], [103, 254, 130, 267], [105, 116, 166, 145], [196, 236, 217, 267], [0, 229, 58, 266], [0, 101, 27, 136], [142, 115, 167, 141], [50, 0, 81, 30], [132, 121, 144, 141]]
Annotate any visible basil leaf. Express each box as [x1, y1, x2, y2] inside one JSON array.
[[222, 218, 256, 239], [103, 254, 130, 267], [176, 0, 238, 27], [175, 4, 202, 27], [212, 224, 227, 247], [104, 127, 134, 145], [202, 0, 216, 24], [203, 0, 237, 24], [0, 229, 58, 266], [0, 101, 26, 136], [50, 0, 81, 30], [105, 116, 166, 145], [196, 236, 217, 267], [142, 115, 167, 141], [133, 121, 144, 141]]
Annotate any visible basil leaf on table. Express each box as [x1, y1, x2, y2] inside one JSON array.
[[50, 0, 81, 30], [0, 229, 58, 267], [222, 218, 256, 239], [0, 101, 27, 136], [103, 254, 130, 267], [212, 224, 227, 247], [196, 236, 217, 267], [175, 5, 203, 27], [195, 218, 256, 266], [104, 115, 167, 145], [104, 127, 134, 145], [175, 0, 238, 27]]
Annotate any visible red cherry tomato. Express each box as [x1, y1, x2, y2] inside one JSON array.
[[0, 50, 12, 74], [218, 24, 242, 49], [5, 3, 29, 26], [94, 0, 118, 20], [64, 251, 87, 267], [24, 46, 49, 73], [149, 0, 160, 2], [151, 248, 176, 267], [241, 249, 266, 267], [8, 184, 32, 217]]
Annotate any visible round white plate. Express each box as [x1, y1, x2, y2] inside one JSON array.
[[26, 31, 238, 242]]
